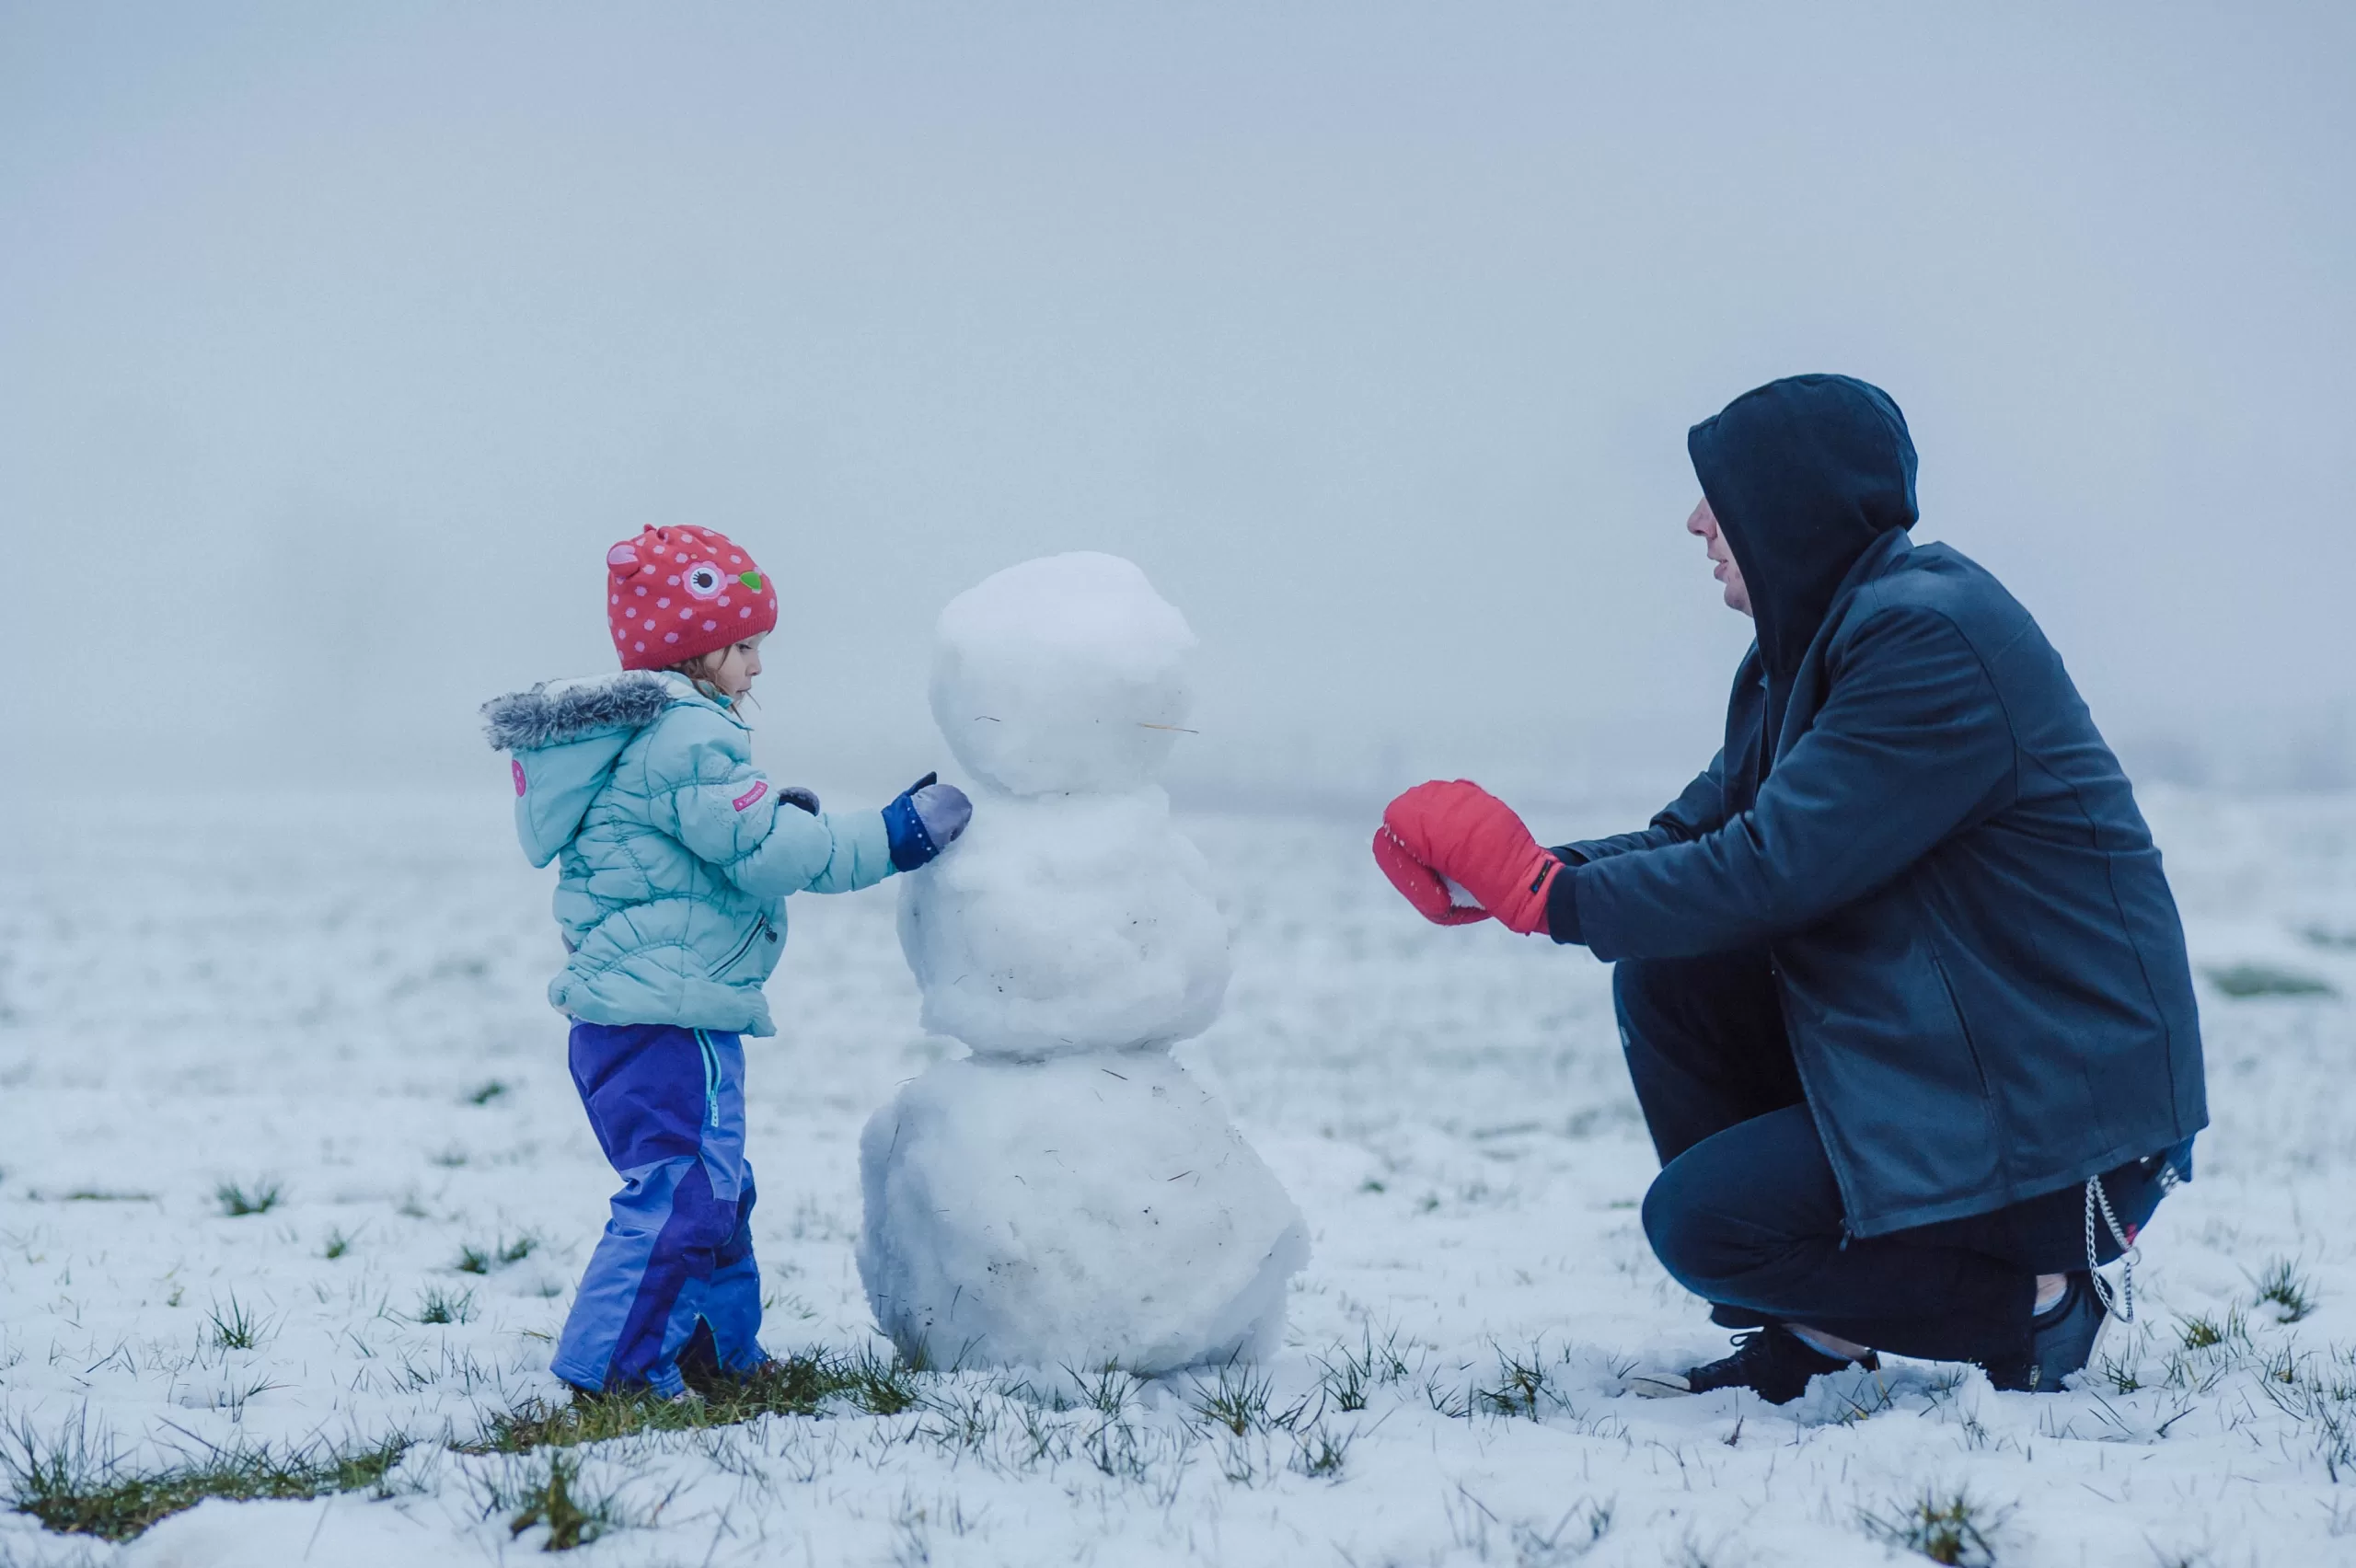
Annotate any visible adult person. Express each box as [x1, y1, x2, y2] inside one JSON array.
[[1373, 375, 2207, 1401]]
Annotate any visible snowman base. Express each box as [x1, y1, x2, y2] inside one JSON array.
[[857, 1051, 1309, 1378]]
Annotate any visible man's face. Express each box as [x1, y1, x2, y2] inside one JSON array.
[[1686, 497, 1751, 617]]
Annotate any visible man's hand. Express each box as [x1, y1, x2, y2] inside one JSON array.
[[1375, 780, 1561, 935]]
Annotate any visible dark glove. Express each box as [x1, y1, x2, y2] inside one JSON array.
[[883, 772, 974, 871], [778, 787, 821, 815]]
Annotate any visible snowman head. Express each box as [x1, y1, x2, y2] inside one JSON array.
[[930, 553, 1196, 796]]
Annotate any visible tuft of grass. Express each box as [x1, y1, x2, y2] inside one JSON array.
[[1313, 1325, 1414, 1413], [1070, 1364, 1142, 1422], [914, 1389, 1004, 1457], [214, 1179, 282, 1217], [2300, 925, 2356, 952], [322, 1228, 352, 1261], [1473, 1343, 1554, 1420], [457, 1233, 539, 1274], [491, 1451, 630, 1551], [465, 1079, 510, 1106], [1319, 1358, 1370, 1413], [1860, 1486, 2010, 1566], [61, 1190, 155, 1203], [1425, 1369, 1472, 1421], [0, 1415, 410, 1542], [1190, 1365, 1277, 1436], [1288, 1418, 1353, 1480], [461, 1349, 898, 1454], [846, 1347, 924, 1415], [2252, 1258, 2319, 1323], [2317, 1397, 2356, 1485], [1079, 1403, 1195, 1493], [204, 1295, 271, 1353], [414, 1286, 476, 1326], [2257, 1344, 2356, 1482], [2179, 1306, 2248, 1351], [2202, 963, 2336, 999]]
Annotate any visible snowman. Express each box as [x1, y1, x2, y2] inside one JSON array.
[[856, 552, 1309, 1378]]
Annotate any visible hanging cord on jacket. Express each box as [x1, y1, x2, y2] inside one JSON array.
[[2084, 1175, 2137, 1322], [2084, 1159, 2177, 1325]]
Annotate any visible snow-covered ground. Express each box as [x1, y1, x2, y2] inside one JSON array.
[[2, 788, 2353, 1567]]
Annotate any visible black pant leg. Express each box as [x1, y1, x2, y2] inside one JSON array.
[[1644, 1110, 2186, 1365], [1642, 1104, 2039, 1366], [1614, 951, 1805, 1167]]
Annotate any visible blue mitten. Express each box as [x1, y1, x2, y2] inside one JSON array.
[[883, 772, 974, 871]]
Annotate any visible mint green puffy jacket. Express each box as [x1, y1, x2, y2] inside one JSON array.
[[484, 672, 897, 1036]]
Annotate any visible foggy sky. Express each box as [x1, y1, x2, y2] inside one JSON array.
[[5, 3, 2350, 812]]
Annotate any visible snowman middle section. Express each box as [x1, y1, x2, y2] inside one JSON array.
[[861, 783, 1307, 1376], [895, 788, 1229, 1056]]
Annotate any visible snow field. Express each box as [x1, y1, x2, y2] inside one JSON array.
[[0, 788, 2352, 1565]]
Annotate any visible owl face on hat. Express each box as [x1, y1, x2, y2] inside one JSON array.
[[606, 525, 780, 671]]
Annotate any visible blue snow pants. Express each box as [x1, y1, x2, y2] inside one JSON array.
[[551, 1021, 764, 1397]]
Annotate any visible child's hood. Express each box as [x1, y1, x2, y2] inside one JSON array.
[[483, 673, 679, 867]]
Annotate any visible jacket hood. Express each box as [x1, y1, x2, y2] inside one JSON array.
[[484, 673, 678, 868], [1689, 374, 1919, 679], [483, 672, 674, 752]]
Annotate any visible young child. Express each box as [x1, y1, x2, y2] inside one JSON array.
[[484, 525, 971, 1399]]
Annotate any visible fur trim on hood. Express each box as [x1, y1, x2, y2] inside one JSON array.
[[482, 673, 674, 753]]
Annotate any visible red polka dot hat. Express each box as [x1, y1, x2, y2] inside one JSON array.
[[606, 525, 780, 670]]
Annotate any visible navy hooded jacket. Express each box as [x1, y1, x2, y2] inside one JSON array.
[[1548, 375, 2207, 1238]]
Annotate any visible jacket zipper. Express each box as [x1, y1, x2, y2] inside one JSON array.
[[710, 922, 764, 979]]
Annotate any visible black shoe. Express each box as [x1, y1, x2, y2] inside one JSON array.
[[1629, 1324, 1877, 1405], [1988, 1272, 2108, 1392]]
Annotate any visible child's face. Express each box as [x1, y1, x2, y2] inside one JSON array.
[[706, 635, 766, 698]]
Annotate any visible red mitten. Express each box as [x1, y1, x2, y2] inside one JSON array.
[[1379, 780, 1561, 935], [1373, 823, 1492, 926]]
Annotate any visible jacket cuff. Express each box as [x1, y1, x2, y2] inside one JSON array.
[[1546, 862, 1587, 946], [881, 793, 939, 872]]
